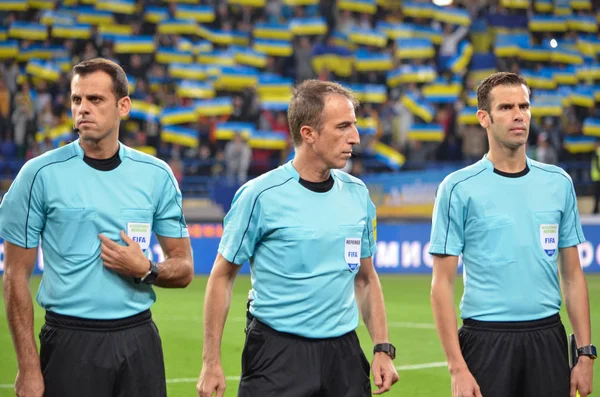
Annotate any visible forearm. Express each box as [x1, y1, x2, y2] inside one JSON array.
[[202, 273, 236, 365], [355, 273, 389, 344], [563, 271, 592, 347], [431, 280, 467, 373], [153, 255, 193, 288], [3, 273, 40, 372]]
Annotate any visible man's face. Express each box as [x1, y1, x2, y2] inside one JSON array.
[[71, 71, 130, 144], [309, 94, 360, 170], [478, 84, 531, 150]]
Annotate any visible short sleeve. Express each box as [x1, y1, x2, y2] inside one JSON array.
[[428, 178, 465, 256], [0, 161, 46, 248], [361, 196, 378, 258], [559, 175, 585, 248], [153, 166, 189, 238], [218, 183, 264, 265]]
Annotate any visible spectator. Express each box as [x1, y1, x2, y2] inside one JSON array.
[[536, 132, 558, 165], [224, 132, 252, 184]]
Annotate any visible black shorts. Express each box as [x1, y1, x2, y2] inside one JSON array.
[[459, 313, 569, 397], [238, 318, 371, 397], [40, 310, 166, 397]]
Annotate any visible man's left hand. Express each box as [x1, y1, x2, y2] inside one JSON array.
[[372, 352, 399, 395], [99, 231, 149, 278], [571, 356, 594, 397]]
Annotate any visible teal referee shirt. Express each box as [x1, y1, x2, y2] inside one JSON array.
[[0, 140, 188, 319], [429, 155, 584, 321]]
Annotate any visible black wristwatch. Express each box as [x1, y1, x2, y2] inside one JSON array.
[[373, 343, 396, 360], [135, 260, 159, 285], [577, 345, 598, 360]]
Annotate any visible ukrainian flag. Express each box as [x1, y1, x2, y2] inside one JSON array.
[[577, 38, 597, 58], [567, 15, 597, 33], [357, 84, 387, 104], [283, 0, 318, 4], [570, 85, 595, 107], [129, 100, 161, 122], [194, 40, 213, 54], [144, 6, 168, 23], [594, 85, 600, 102], [234, 47, 267, 68], [9, 22, 48, 40], [175, 5, 214, 23], [433, 6, 471, 27], [331, 30, 355, 50], [231, 31, 249, 46], [195, 97, 233, 117], [571, 0, 592, 10], [521, 69, 556, 90], [148, 76, 169, 93], [583, 118, 600, 136], [177, 81, 215, 99], [228, 0, 266, 6], [552, 48, 583, 65], [401, 92, 434, 123], [458, 107, 479, 125], [371, 141, 405, 170], [554, 0, 572, 15], [35, 123, 74, 145], [215, 122, 254, 140], [407, 124, 444, 142], [386, 65, 436, 87], [412, 24, 443, 45], [564, 136, 596, 153], [469, 20, 490, 53], [253, 39, 293, 57], [52, 23, 92, 40], [376, 22, 412, 40], [338, 0, 376, 14], [215, 66, 259, 91], [0, 0, 27, 10], [0, 27, 6, 40], [160, 106, 198, 126], [356, 116, 377, 135], [114, 37, 156, 54], [127, 75, 136, 94], [530, 93, 562, 116], [349, 27, 388, 48], [467, 91, 478, 107], [518, 44, 552, 62], [0, 41, 18, 59], [16, 47, 37, 62], [260, 96, 290, 111], [155, 48, 193, 64], [258, 74, 293, 97], [553, 65, 578, 85], [578, 62, 600, 79], [76, 8, 114, 24], [354, 51, 393, 72], [96, 0, 135, 14], [99, 24, 132, 36], [289, 17, 327, 36], [197, 50, 236, 66], [249, 131, 287, 150], [253, 22, 292, 41], [534, 0, 553, 12], [422, 82, 462, 103], [161, 126, 199, 148], [495, 32, 529, 57], [158, 19, 198, 35], [26, 59, 60, 82], [401, 1, 436, 19], [169, 63, 207, 80], [28, 0, 53, 9], [449, 41, 473, 74], [500, 0, 529, 8], [396, 38, 435, 59]]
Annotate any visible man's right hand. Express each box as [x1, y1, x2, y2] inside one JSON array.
[[197, 363, 226, 397], [15, 369, 44, 397], [451, 367, 483, 397]]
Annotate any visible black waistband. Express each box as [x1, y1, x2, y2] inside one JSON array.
[[462, 313, 561, 332], [45, 310, 152, 331]]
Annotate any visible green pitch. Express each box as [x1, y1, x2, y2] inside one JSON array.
[[1, 275, 600, 396]]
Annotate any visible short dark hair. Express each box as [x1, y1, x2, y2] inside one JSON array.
[[476, 72, 529, 113], [287, 80, 359, 146], [72, 58, 129, 101]]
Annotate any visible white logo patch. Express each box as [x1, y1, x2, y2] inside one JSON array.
[[540, 224, 558, 257], [127, 222, 151, 252], [345, 237, 361, 272]]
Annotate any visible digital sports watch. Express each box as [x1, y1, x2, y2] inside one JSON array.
[[373, 343, 396, 360]]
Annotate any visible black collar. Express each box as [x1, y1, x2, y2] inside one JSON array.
[[83, 149, 121, 171], [493, 164, 530, 178], [299, 174, 334, 193]]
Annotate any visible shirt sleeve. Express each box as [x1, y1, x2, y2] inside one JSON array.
[[153, 166, 189, 238], [361, 195, 378, 258], [428, 178, 465, 256], [559, 174, 585, 248], [218, 183, 264, 265], [0, 161, 46, 248]]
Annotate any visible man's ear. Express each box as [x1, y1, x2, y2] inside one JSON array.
[[476, 109, 490, 129], [300, 125, 316, 144]]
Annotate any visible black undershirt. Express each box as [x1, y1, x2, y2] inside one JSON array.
[[83, 149, 121, 171], [299, 175, 334, 193], [493, 164, 530, 178]]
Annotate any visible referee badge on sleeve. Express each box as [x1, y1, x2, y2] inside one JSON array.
[[127, 222, 151, 253], [540, 224, 559, 257], [345, 238, 361, 272]]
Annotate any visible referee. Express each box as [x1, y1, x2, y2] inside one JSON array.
[[0, 58, 193, 397], [429, 72, 595, 397], [197, 80, 399, 397]]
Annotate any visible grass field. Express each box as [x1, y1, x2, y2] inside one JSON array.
[[1, 275, 600, 396]]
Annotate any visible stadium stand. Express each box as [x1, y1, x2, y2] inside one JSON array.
[[2, 0, 600, 217]]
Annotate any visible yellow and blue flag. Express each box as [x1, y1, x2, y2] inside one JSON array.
[[194, 40, 213, 54], [169, 63, 207, 80], [283, 0, 318, 4], [500, 0, 529, 8], [289, 17, 327, 36], [9, 22, 48, 40], [228, 0, 266, 6], [338, 0, 376, 14], [158, 19, 198, 35], [52, 23, 92, 40], [529, 15, 568, 32], [376, 21, 412, 40], [520, 68, 556, 89], [129, 100, 161, 122], [411, 24, 443, 45], [552, 48, 583, 65], [156, 48, 194, 64], [396, 38, 435, 59], [160, 106, 198, 126], [195, 97, 234, 117], [253, 22, 292, 41], [249, 130, 287, 150], [114, 36, 156, 54], [177, 81, 215, 99], [354, 51, 393, 72], [0, 27, 7, 40], [534, 0, 553, 11], [583, 118, 600, 136], [433, 6, 471, 27], [348, 27, 388, 48], [422, 81, 462, 103], [567, 15, 597, 32], [401, 92, 434, 123], [76, 7, 114, 24], [98, 24, 133, 41], [407, 124, 444, 142], [518, 44, 552, 62], [356, 116, 377, 135], [35, 123, 74, 145], [564, 136, 596, 153], [96, 0, 135, 14], [258, 74, 292, 97], [28, 0, 54, 10], [576, 62, 600, 80], [253, 39, 293, 57], [371, 141, 405, 170], [571, 0, 592, 10], [401, 1, 436, 19], [215, 66, 260, 91], [355, 84, 387, 104], [0, 41, 18, 59], [386, 65, 436, 87], [448, 41, 473, 73], [530, 92, 563, 117], [570, 85, 595, 107], [161, 125, 199, 148], [215, 122, 254, 140], [552, 65, 578, 85], [175, 4, 214, 23], [197, 50, 236, 66], [458, 106, 479, 125], [233, 47, 267, 68], [0, 0, 27, 11], [144, 6, 168, 23], [495, 32, 529, 57], [231, 31, 249, 46], [26, 59, 60, 82]]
